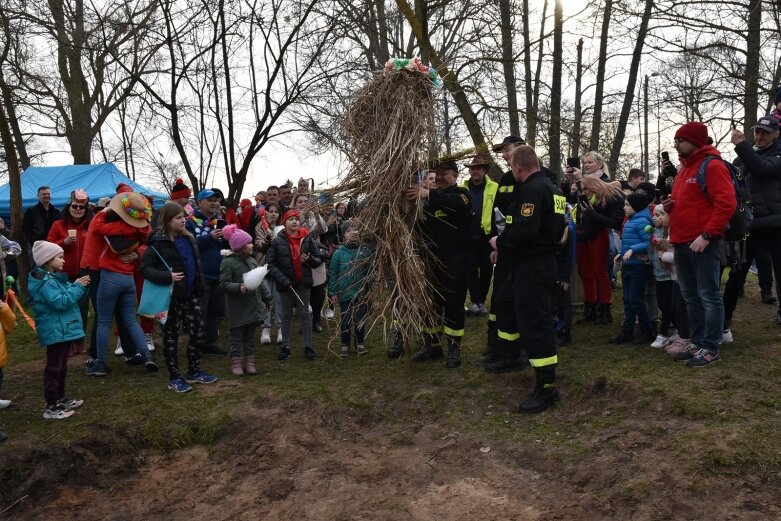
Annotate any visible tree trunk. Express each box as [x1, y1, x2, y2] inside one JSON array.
[[571, 38, 583, 159], [529, 0, 548, 148], [0, 103, 28, 295], [548, 0, 563, 179], [743, 0, 761, 129], [607, 0, 652, 176], [522, 0, 533, 141], [395, 0, 487, 152], [499, 0, 520, 136], [589, 0, 613, 152]]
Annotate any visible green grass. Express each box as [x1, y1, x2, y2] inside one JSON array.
[[2, 276, 781, 484]]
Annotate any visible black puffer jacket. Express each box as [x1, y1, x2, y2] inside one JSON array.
[[140, 230, 204, 299], [734, 140, 781, 228], [267, 230, 322, 289], [575, 194, 625, 242]]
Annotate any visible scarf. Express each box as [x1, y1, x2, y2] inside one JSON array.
[[285, 228, 309, 283]]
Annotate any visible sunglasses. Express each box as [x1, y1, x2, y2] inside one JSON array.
[[70, 204, 86, 210]]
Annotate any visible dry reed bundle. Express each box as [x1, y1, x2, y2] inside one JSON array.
[[331, 62, 442, 349]]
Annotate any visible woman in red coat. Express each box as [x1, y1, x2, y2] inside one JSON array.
[[47, 189, 92, 354]]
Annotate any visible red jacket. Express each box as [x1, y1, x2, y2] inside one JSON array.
[[47, 218, 89, 277], [669, 145, 736, 244], [87, 210, 150, 275]]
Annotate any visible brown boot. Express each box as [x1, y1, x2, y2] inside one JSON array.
[[231, 357, 244, 376], [245, 355, 257, 375]]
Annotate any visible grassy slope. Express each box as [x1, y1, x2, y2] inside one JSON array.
[[1, 277, 780, 481]]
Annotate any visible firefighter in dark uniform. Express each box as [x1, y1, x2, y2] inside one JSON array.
[[405, 160, 472, 368], [475, 135, 526, 372], [490, 145, 566, 413]]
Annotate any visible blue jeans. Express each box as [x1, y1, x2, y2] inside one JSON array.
[[621, 263, 653, 331], [674, 241, 724, 351], [339, 300, 367, 346], [96, 270, 150, 365]]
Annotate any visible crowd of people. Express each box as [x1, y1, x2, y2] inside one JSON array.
[[0, 91, 780, 438]]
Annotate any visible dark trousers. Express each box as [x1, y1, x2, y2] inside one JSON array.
[[467, 238, 493, 304], [199, 279, 226, 349], [755, 247, 773, 295], [554, 284, 572, 331], [723, 228, 781, 321], [162, 294, 203, 379], [494, 258, 557, 367], [311, 283, 326, 327], [431, 251, 468, 338], [339, 299, 367, 346], [44, 342, 71, 406], [672, 282, 690, 338], [489, 261, 513, 338], [656, 280, 675, 336], [621, 264, 654, 332], [87, 269, 137, 359]]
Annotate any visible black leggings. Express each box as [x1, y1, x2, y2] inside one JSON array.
[[656, 280, 674, 336], [671, 282, 690, 338], [310, 283, 326, 328]]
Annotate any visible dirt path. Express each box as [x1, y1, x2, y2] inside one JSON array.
[[9, 395, 779, 521]]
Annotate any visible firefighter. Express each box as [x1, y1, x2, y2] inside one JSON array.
[[405, 160, 471, 368], [490, 145, 566, 413]]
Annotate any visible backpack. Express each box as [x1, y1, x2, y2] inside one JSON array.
[[696, 156, 753, 241]]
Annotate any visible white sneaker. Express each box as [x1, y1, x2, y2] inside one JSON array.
[[356, 344, 368, 355], [339, 345, 349, 358], [721, 329, 734, 343], [325, 308, 335, 319], [261, 328, 271, 345], [650, 334, 668, 349], [0, 399, 11, 409], [114, 338, 124, 356], [145, 333, 155, 352], [276, 330, 283, 344]]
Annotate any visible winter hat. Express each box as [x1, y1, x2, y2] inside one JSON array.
[[222, 224, 252, 252], [774, 87, 781, 106], [170, 178, 191, 200], [116, 183, 133, 194], [109, 192, 152, 228], [635, 181, 657, 194], [280, 209, 301, 225], [32, 240, 64, 267], [674, 122, 709, 148], [626, 192, 653, 213], [97, 196, 112, 208], [239, 198, 252, 208]]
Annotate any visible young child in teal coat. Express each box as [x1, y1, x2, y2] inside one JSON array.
[[28, 241, 89, 420]]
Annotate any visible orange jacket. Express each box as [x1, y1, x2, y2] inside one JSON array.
[[0, 301, 16, 368]]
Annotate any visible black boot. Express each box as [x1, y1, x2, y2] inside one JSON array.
[[445, 336, 461, 369], [387, 330, 404, 359], [484, 340, 528, 373], [608, 328, 634, 344], [473, 328, 501, 366], [518, 367, 560, 414], [594, 303, 613, 325], [576, 302, 597, 324], [633, 324, 657, 344], [411, 333, 443, 363], [555, 329, 571, 347]]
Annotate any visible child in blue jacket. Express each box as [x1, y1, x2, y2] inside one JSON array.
[[28, 241, 89, 419], [328, 221, 374, 357], [608, 193, 655, 344]]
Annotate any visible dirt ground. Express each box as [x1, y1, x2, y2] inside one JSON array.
[[5, 391, 779, 521]]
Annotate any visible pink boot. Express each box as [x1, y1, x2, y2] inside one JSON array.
[[231, 357, 244, 376], [245, 355, 257, 375]]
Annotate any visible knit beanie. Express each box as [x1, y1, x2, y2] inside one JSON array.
[[222, 224, 252, 252], [775, 87, 781, 106], [674, 122, 709, 148], [280, 209, 301, 225], [170, 178, 191, 200], [627, 192, 653, 213], [32, 240, 64, 267]]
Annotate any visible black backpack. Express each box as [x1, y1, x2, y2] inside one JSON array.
[[695, 156, 753, 241]]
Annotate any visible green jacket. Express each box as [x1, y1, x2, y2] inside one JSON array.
[[461, 177, 499, 235], [327, 242, 374, 303], [219, 251, 268, 328]]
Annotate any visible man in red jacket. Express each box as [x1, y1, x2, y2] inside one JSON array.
[[662, 122, 736, 367]]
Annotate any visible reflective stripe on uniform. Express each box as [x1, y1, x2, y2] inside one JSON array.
[[488, 313, 496, 322], [423, 326, 441, 334], [529, 355, 558, 367], [497, 330, 520, 341], [443, 326, 464, 337], [498, 185, 514, 193]]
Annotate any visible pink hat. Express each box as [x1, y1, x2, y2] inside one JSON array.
[[222, 224, 252, 252]]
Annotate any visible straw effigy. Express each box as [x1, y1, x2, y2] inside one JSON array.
[[331, 58, 443, 350]]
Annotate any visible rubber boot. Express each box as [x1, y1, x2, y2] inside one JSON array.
[[411, 333, 443, 363], [473, 327, 501, 366], [231, 357, 244, 376], [484, 340, 527, 374], [576, 302, 597, 324], [245, 355, 257, 375], [387, 330, 404, 359], [518, 367, 560, 414], [445, 336, 461, 369], [594, 303, 613, 325]]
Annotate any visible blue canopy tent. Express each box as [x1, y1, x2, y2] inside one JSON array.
[[0, 163, 168, 221]]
